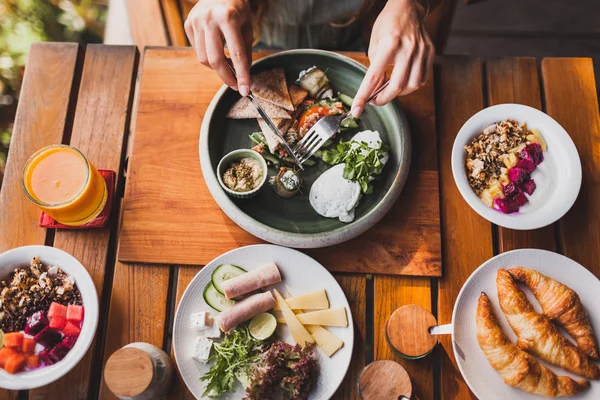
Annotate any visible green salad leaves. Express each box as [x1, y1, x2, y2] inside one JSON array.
[[321, 140, 389, 194]]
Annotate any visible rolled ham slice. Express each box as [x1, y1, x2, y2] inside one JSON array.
[[222, 262, 282, 300], [219, 291, 276, 332]]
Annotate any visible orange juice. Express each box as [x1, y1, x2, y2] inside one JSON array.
[[22, 145, 107, 226]]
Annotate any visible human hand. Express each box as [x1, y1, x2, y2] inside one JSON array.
[[351, 0, 434, 117], [184, 0, 253, 96]]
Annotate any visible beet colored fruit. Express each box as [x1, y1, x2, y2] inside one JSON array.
[[516, 158, 535, 173], [502, 181, 519, 197], [493, 197, 520, 214], [49, 336, 77, 362], [24, 311, 49, 336], [514, 191, 528, 207], [39, 350, 54, 366], [34, 327, 63, 349], [522, 179, 537, 195], [527, 143, 544, 165], [508, 167, 530, 184]]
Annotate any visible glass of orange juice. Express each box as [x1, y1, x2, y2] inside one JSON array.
[[21, 144, 108, 226]]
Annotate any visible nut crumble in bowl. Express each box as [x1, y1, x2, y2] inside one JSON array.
[[464, 119, 547, 214]]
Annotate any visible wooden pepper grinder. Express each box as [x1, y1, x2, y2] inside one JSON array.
[[104, 342, 174, 400], [385, 304, 438, 359], [358, 360, 412, 399]]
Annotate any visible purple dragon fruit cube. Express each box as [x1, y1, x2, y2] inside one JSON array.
[[521, 179, 537, 196], [39, 349, 55, 366], [34, 326, 63, 349], [502, 181, 519, 197], [60, 335, 78, 351], [493, 197, 520, 214], [508, 167, 530, 184], [49, 342, 71, 362], [25, 311, 49, 335], [516, 157, 535, 173], [513, 191, 528, 207], [527, 143, 544, 165]]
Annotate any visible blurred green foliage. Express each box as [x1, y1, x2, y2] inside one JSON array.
[[0, 0, 107, 182]]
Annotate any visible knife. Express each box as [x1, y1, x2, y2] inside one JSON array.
[[225, 60, 304, 170]]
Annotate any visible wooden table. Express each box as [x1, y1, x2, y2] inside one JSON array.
[[0, 43, 598, 400]]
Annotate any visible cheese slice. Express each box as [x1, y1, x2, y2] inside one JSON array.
[[273, 289, 314, 346], [297, 308, 348, 327], [273, 289, 329, 311], [305, 325, 344, 357]]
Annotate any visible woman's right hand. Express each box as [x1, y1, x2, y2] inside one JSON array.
[[184, 0, 253, 96]]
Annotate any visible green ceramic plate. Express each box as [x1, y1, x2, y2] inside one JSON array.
[[200, 50, 411, 248]]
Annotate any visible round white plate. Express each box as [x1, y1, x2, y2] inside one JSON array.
[[452, 249, 600, 400], [452, 104, 582, 230], [0, 246, 99, 390], [173, 245, 354, 399]]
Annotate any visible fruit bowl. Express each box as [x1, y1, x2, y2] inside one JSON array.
[[0, 246, 98, 390], [452, 104, 582, 230]]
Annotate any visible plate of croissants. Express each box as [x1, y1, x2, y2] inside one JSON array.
[[451, 248, 600, 399]]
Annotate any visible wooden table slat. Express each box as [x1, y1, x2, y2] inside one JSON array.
[[542, 58, 600, 278], [0, 43, 81, 253], [161, 0, 188, 46], [436, 57, 493, 400], [485, 57, 558, 252], [99, 262, 172, 399], [28, 44, 138, 400]]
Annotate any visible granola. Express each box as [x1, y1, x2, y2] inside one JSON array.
[[0, 256, 82, 332]]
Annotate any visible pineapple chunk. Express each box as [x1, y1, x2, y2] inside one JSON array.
[[480, 189, 494, 207], [508, 143, 526, 154], [488, 182, 504, 199], [528, 129, 547, 151], [500, 173, 510, 185], [503, 153, 519, 168]]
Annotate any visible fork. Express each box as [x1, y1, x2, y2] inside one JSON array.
[[293, 80, 390, 164]]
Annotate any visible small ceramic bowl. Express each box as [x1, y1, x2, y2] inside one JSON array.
[[451, 104, 581, 230], [0, 245, 99, 390], [216, 149, 268, 199]]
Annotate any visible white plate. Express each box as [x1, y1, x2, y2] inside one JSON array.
[[452, 104, 582, 230], [0, 246, 99, 390], [173, 245, 354, 399], [452, 249, 600, 400]]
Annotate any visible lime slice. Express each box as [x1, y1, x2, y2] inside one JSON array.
[[249, 313, 277, 340], [0, 329, 4, 349]]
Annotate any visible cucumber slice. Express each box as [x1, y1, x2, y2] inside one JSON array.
[[338, 93, 354, 108], [203, 282, 236, 312], [212, 264, 247, 295], [249, 132, 266, 145], [341, 117, 358, 129], [261, 153, 281, 168]]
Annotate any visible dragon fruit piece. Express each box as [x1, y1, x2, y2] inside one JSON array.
[[508, 167, 530, 184], [502, 181, 519, 197], [521, 179, 537, 195], [516, 157, 535, 173], [39, 350, 55, 366], [34, 326, 63, 349], [527, 143, 544, 165], [60, 335, 78, 351], [25, 311, 49, 335], [513, 191, 528, 207], [49, 342, 71, 363], [493, 197, 520, 214]]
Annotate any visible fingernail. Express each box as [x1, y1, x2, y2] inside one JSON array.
[[231, 85, 238, 91], [240, 85, 249, 97], [351, 106, 362, 118]]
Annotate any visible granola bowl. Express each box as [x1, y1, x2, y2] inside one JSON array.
[[0, 245, 98, 390], [452, 104, 581, 230]]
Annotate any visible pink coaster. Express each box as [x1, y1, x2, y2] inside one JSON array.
[[38, 169, 116, 229]]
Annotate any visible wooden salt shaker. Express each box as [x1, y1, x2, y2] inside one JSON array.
[[104, 342, 174, 400], [386, 304, 438, 359]]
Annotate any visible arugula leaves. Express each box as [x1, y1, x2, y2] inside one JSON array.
[[321, 140, 389, 194]]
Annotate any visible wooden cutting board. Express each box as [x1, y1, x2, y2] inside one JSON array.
[[117, 48, 442, 277]]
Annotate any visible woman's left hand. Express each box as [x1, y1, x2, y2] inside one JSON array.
[[351, 0, 435, 117]]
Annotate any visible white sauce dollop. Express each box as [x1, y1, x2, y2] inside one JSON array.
[[309, 164, 361, 223]]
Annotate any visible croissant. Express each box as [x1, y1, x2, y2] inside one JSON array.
[[509, 267, 599, 359], [497, 269, 600, 379], [476, 292, 590, 397]]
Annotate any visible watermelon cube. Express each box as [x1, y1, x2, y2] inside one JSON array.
[[62, 322, 81, 337], [49, 315, 67, 330], [48, 302, 67, 320], [66, 305, 84, 323]]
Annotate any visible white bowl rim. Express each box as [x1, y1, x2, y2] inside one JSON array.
[[451, 103, 582, 230], [0, 245, 99, 390]]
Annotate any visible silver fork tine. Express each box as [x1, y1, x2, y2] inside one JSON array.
[[294, 130, 316, 152], [296, 131, 320, 152], [298, 137, 325, 163]]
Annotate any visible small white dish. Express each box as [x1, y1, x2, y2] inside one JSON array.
[[0, 246, 99, 390], [216, 149, 268, 199], [451, 104, 582, 230], [446, 249, 600, 400], [173, 244, 354, 399]]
